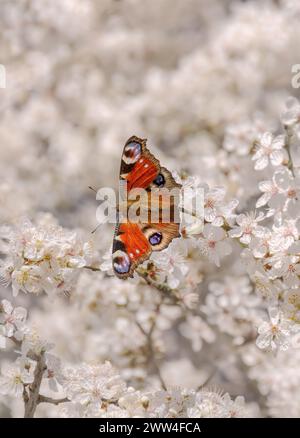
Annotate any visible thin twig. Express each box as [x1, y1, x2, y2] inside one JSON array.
[[38, 395, 69, 405], [84, 265, 182, 305], [135, 303, 167, 392], [84, 265, 102, 272], [284, 126, 295, 177], [136, 268, 181, 304]]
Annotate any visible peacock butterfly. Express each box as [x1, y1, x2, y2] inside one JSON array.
[[112, 136, 182, 279]]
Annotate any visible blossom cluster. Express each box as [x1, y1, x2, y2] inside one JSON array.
[[0, 300, 256, 418], [61, 361, 257, 418], [0, 299, 63, 402], [1, 0, 300, 419], [0, 215, 94, 297]]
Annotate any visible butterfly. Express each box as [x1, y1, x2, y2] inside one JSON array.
[[112, 136, 182, 279]]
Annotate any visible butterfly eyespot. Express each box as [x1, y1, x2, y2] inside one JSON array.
[[144, 164, 149, 168], [136, 249, 140, 254], [153, 173, 165, 187], [123, 142, 142, 164], [113, 250, 131, 274], [149, 232, 162, 246]]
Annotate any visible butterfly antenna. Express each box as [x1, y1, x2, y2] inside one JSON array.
[[91, 223, 101, 234]]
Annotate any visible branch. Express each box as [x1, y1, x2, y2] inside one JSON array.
[[84, 265, 183, 306], [11, 337, 69, 416], [38, 395, 69, 405], [135, 299, 167, 391], [24, 352, 46, 418], [86, 263, 179, 391], [136, 268, 181, 305]]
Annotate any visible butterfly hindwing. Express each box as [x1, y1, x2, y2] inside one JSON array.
[[112, 222, 151, 278], [140, 222, 181, 252], [113, 136, 182, 279], [112, 222, 180, 279]]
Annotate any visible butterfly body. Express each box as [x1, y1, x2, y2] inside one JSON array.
[[112, 136, 181, 279]]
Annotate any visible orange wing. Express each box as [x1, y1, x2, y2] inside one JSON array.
[[119, 136, 160, 191], [112, 222, 151, 278]]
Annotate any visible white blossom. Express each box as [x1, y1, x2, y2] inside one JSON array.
[[229, 211, 265, 244], [150, 240, 189, 288], [0, 300, 27, 340], [63, 362, 126, 405], [0, 359, 34, 398], [281, 96, 300, 127], [197, 224, 232, 267], [196, 183, 238, 229], [202, 276, 262, 341], [187, 391, 253, 418], [252, 132, 287, 170], [256, 308, 296, 352]]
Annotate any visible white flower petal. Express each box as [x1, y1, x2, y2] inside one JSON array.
[[254, 156, 269, 170]]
